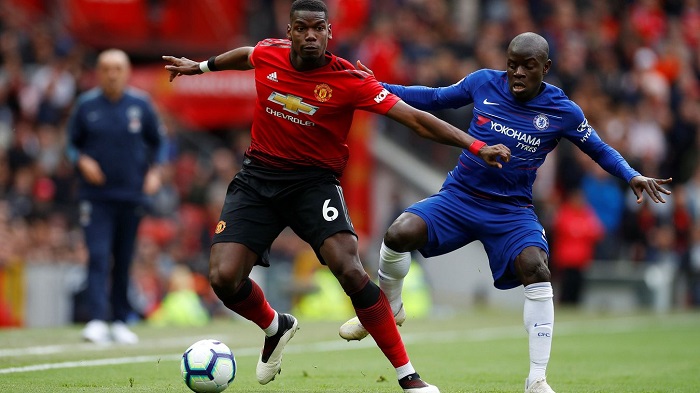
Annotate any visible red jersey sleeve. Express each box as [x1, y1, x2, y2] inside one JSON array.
[[250, 38, 290, 68], [337, 59, 400, 115]]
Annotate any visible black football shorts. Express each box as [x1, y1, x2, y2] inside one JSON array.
[[212, 165, 356, 266]]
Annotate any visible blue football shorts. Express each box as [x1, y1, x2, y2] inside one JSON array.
[[405, 188, 549, 290]]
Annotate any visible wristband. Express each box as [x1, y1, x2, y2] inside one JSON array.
[[199, 56, 219, 73], [468, 140, 486, 155], [198, 60, 210, 73], [207, 55, 219, 71]]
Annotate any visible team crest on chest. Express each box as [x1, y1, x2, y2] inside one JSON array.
[[314, 84, 332, 102], [215, 220, 226, 234], [127, 105, 142, 133], [533, 114, 549, 131]]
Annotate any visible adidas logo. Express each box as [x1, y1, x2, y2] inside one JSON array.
[[267, 72, 278, 82]]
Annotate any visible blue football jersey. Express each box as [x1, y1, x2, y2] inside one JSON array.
[[66, 87, 164, 203], [384, 69, 640, 204]]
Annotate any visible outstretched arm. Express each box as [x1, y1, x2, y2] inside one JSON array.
[[629, 176, 672, 204], [162, 47, 254, 82], [356, 60, 472, 110], [573, 125, 672, 204], [385, 100, 510, 168]]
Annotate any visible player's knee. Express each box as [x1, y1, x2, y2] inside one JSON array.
[[208, 257, 245, 300], [383, 227, 405, 251], [531, 262, 551, 283], [515, 247, 551, 285], [384, 213, 427, 252], [209, 265, 237, 300], [326, 253, 368, 293], [208, 243, 256, 300], [335, 264, 370, 294], [321, 233, 367, 291]]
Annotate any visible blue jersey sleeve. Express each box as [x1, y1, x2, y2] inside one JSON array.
[[564, 105, 640, 183], [381, 77, 474, 111]]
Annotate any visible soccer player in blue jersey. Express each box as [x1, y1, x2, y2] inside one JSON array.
[[339, 32, 672, 393], [67, 49, 164, 345]]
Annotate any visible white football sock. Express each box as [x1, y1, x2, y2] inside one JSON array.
[[523, 282, 554, 385], [395, 361, 416, 380], [377, 241, 411, 315], [262, 311, 279, 337]]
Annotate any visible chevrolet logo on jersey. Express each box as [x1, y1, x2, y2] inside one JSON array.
[[268, 92, 319, 115]]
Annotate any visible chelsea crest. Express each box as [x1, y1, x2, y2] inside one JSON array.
[[533, 114, 549, 131]]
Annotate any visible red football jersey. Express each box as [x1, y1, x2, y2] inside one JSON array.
[[247, 38, 400, 175]]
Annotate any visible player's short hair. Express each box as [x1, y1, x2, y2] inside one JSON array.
[[290, 0, 328, 20], [509, 32, 549, 62]]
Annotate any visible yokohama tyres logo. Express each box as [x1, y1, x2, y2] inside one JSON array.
[[489, 120, 541, 147], [577, 118, 593, 143]]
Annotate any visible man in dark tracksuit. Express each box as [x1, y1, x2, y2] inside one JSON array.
[[66, 49, 163, 344]]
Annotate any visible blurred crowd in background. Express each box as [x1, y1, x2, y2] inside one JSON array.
[[0, 0, 699, 327]]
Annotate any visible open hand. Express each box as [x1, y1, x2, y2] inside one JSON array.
[[630, 176, 672, 203], [162, 55, 201, 82]]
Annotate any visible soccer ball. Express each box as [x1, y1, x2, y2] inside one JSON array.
[[181, 339, 236, 393]]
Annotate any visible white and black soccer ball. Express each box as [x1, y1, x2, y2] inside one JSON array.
[[181, 339, 236, 393]]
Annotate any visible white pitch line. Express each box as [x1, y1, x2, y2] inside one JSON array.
[[0, 335, 228, 358], [0, 326, 522, 375], [0, 355, 176, 374], [1, 314, 695, 375]]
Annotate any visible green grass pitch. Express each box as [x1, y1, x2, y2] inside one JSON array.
[[0, 308, 698, 392]]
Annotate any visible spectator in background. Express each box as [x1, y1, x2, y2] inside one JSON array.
[[580, 164, 626, 260], [0, 199, 28, 327], [66, 49, 164, 344], [21, 51, 76, 125], [689, 224, 700, 305], [551, 187, 604, 305]]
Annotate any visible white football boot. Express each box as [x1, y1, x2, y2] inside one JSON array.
[[339, 303, 406, 341], [256, 313, 299, 384], [525, 377, 556, 393]]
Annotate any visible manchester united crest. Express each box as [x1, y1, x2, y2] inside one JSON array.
[[314, 84, 332, 102], [215, 220, 226, 234]]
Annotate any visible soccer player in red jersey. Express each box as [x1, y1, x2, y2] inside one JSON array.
[[163, 1, 510, 391]]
